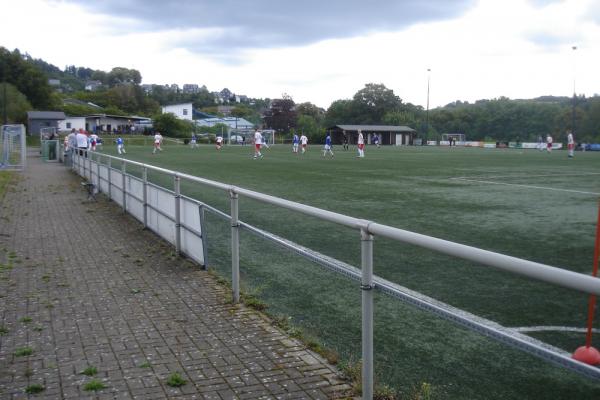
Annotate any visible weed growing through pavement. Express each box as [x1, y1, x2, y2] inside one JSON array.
[[139, 361, 151, 368], [20, 317, 32, 323], [14, 347, 33, 357], [0, 326, 8, 335], [83, 379, 106, 391], [82, 366, 97, 376], [25, 384, 45, 394], [166, 372, 187, 387]]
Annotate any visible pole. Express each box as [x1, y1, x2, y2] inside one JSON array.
[[142, 166, 148, 228], [426, 68, 431, 139], [571, 46, 577, 134], [230, 190, 240, 303], [174, 174, 181, 254], [2, 62, 7, 125], [361, 228, 374, 400], [585, 201, 600, 347]]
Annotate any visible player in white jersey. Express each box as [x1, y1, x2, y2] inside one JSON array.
[[216, 136, 223, 150], [153, 132, 163, 154], [357, 131, 365, 157], [546, 135, 552, 153], [567, 131, 574, 158], [253, 129, 263, 159], [300, 134, 308, 154]]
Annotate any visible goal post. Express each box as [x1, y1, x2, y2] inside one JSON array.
[[0, 124, 27, 170]]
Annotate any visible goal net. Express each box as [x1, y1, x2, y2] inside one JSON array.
[[1, 124, 27, 170], [441, 133, 465, 145]]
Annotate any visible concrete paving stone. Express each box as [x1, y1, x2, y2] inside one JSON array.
[[0, 153, 351, 399]]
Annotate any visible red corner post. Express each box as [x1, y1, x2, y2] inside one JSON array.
[[573, 200, 600, 365]]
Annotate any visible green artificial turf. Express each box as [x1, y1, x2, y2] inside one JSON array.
[[96, 143, 600, 399]]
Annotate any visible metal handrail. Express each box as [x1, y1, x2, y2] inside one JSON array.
[[72, 150, 600, 398]]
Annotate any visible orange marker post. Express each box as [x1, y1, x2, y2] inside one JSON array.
[[573, 200, 600, 365]]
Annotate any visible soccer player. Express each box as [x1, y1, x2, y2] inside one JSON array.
[[373, 134, 380, 148], [116, 137, 126, 154], [546, 134, 553, 153], [357, 130, 365, 157], [90, 133, 99, 151], [300, 133, 308, 154], [343, 134, 349, 151], [153, 132, 163, 154], [253, 129, 263, 159], [323, 133, 334, 157], [216, 135, 223, 150], [292, 133, 299, 153], [190, 134, 198, 148], [567, 130, 574, 158]]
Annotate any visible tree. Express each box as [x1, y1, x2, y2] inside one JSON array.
[[324, 99, 354, 126], [153, 112, 192, 137], [107, 67, 142, 86], [263, 98, 297, 132], [352, 83, 402, 124], [0, 83, 32, 124], [0, 47, 56, 109]]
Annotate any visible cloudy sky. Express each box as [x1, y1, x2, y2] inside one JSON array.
[[2, 0, 599, 109]]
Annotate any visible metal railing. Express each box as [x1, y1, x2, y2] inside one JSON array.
[[71, 150, 600, 399]]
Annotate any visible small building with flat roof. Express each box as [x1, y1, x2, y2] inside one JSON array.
[[27, 111, 66, 136], [327, 124, 416, 146]]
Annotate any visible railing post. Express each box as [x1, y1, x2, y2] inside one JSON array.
[[88, 151, 93, 182], [82, 150, 87, 179], [174, 174, 181, 254], [143, 166, 148, 228], [96, 154, 100, 193], [199, 204, 208, 270], [107, 158, 112, 201], [361, 228, 374, 400], [121, 161, 126, 213], [230, 189, 240, 303]]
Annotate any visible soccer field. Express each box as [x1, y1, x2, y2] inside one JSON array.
[[101, 142, 600, 398]]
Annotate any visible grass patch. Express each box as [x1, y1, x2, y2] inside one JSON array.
[[138, 361, 151, 368], [0, 326, 8, 335], [19, 317, 33, 323], [83, 379, 106, 391], [14, 347, 33, 357], [25, 384, 45, 394], [81, 366, 97, 376], [165, 372, 187, 387]]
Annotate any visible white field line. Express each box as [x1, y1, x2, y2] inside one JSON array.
[[512, 326, 600, 334], [454, 172, 600, 179], [452, 177, 600, 196]]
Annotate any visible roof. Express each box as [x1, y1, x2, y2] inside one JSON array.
[[27, 111, 66, 120], [85, 114, 150, 121], [329, 124, 416, 132]]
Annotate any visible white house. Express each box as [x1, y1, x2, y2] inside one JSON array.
[[161, 102, 193, 121], [59, 117, 86, 132]]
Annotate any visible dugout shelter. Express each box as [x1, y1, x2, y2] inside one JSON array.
[[327, 125, 416, 146]]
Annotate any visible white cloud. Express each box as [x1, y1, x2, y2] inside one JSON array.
[[1, 0, 599, 109]]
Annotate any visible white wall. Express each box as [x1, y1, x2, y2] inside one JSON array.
[[162, 103, 193, 121], [58, 117, 85, 132]]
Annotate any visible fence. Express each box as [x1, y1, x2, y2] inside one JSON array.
[[0, 124, 26, 170], [71, 150, 600, 399]]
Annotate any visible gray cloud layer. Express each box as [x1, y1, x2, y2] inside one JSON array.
[[62, 0, 475, 56]]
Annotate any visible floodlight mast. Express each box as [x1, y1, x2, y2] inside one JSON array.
[[571, 46, 577, 135]]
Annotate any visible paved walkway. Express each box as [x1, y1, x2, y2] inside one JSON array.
[[0, 152, 351, 399]]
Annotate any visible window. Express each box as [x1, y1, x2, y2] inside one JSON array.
[[183, 108, 188, 115], [66, 122, 72, 129]]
